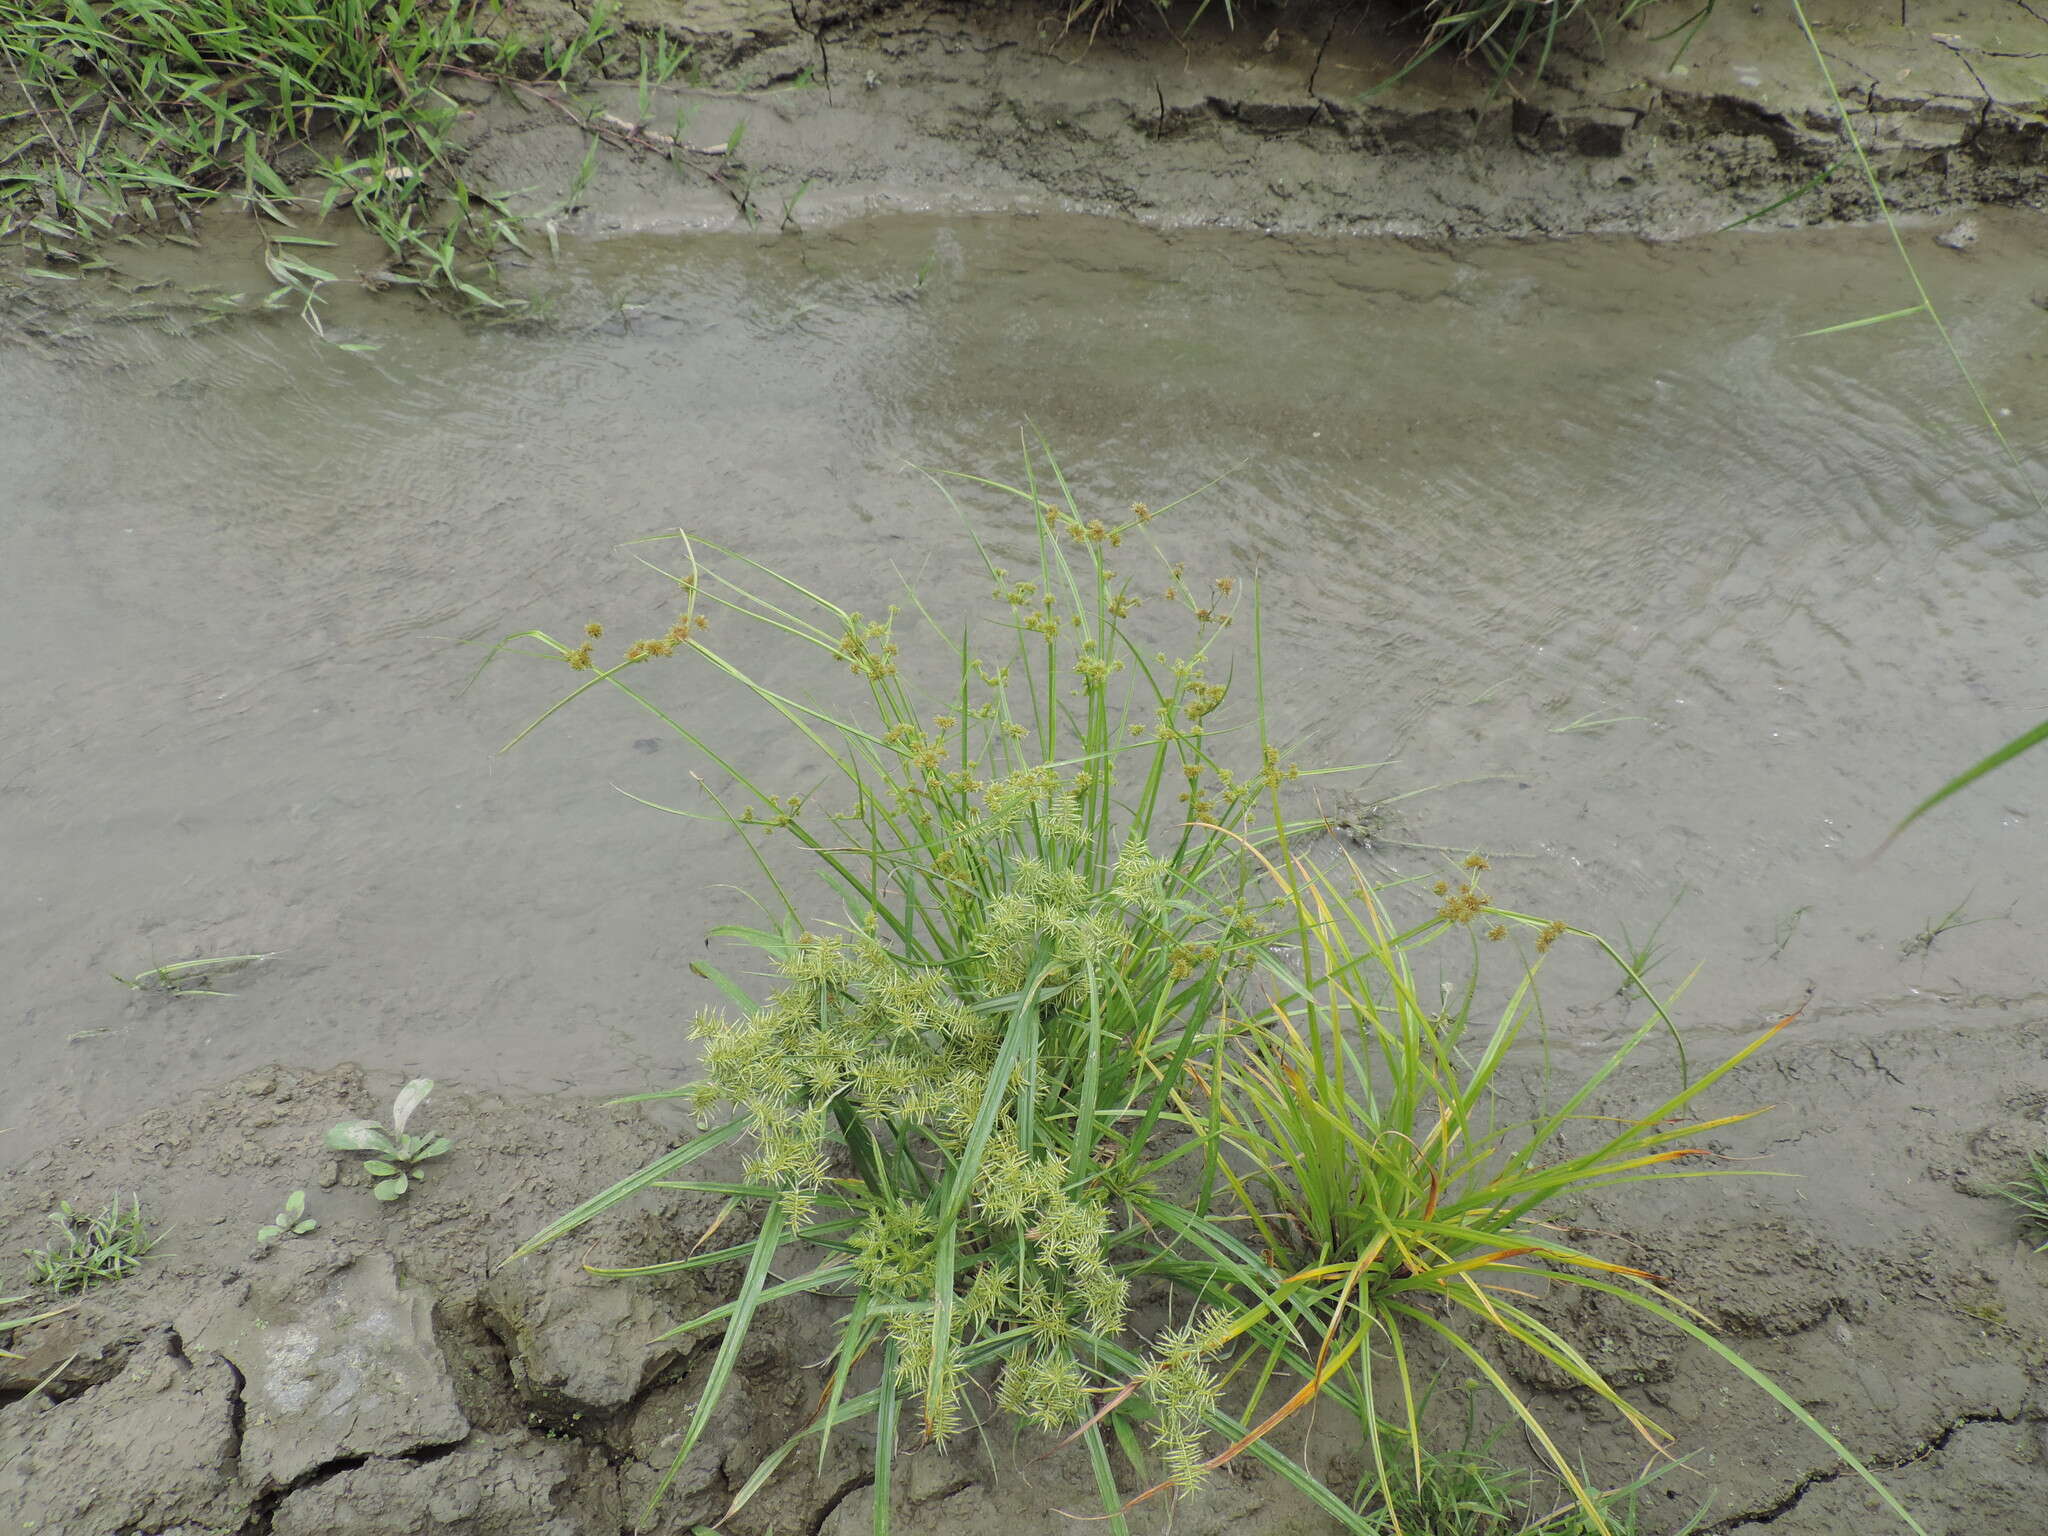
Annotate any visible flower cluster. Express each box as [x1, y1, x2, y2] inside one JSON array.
[[686, 814, 1214, 1444]]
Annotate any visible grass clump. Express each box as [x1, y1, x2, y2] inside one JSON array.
[[0, 0, 516, 322], [1158, 855, 1797, 1529], [24, 1195, 155, 1295], [2002, 1152, 2048, 1253], [1389, 0, 1709, 81], [1068, 0, 1712, 88], [498, 446, 1925, 1535]]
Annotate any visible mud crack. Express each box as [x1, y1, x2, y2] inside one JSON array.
[[790, 0, 832, 96], [242, 1443, 468, 1535], [1306, 19, 1338, 99], [1933, 39, 1998, 105], [1711, 1410, 2033, 1530], [806, 1472, 877, 1536]]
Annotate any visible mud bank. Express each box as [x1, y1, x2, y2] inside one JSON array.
[[1, 1028, 2043, 1536], [462, 0, 2048, 240]]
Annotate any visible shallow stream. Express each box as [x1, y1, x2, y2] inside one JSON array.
[[5, 211, 2044, 1149]]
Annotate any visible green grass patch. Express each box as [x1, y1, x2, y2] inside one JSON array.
[[1384, 0, 1713, 84], [0, 0, 697, 331], [1362, 1413, 1703, 1535], [23, 1195, 156, 1296]]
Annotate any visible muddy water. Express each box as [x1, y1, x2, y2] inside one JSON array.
[[4, 213, 2044, 1151]]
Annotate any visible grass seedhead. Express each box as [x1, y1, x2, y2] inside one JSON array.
[[25, 1195, 156, 1295]]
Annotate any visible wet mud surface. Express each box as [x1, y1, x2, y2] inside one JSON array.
[[6, 211, 2046, 1146], [458, 0, 2048, 241], [5, 1, 2048, 1531]]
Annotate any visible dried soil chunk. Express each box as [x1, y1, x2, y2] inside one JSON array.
[[0, 1328, 252, 1534], [269, 1432, 622, 1536], [484, 1239, 697, 1419], [181, 1247, 469, 1488]]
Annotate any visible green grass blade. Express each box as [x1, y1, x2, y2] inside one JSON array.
[[872, 1336, 899, 1536], [1885, 717, 2048, 849], [643, 1203, 786, 1523], [1798, 303, 1926, 337], [1083, 1422, 1132, 1536], [501, 1116, 750, 1263]]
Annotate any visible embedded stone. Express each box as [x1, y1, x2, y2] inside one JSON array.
[[181, 1248, 469, 1487]]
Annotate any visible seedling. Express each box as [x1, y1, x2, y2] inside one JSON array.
[[1769, 904, 1812, 961], [1550, 712, 1647, 734], [112, 953, 271, 998], [326, 1079, 451, 1201], [779, 177, 813, 230], [258, 1190, 318, 1243], [1900, 893, 1995, 958], [1615, 887, 1687, 1002], [26, 1196, 156, 1295]]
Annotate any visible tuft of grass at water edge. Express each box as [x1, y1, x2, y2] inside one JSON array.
[[492, 444, 1928, 1536]]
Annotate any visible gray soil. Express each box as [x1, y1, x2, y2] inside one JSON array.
[[3, 0, 2047, 1532]]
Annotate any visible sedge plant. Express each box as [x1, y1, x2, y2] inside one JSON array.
[[494, 448, 1389, 1532], [1122, 848, 1928, 1534]]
